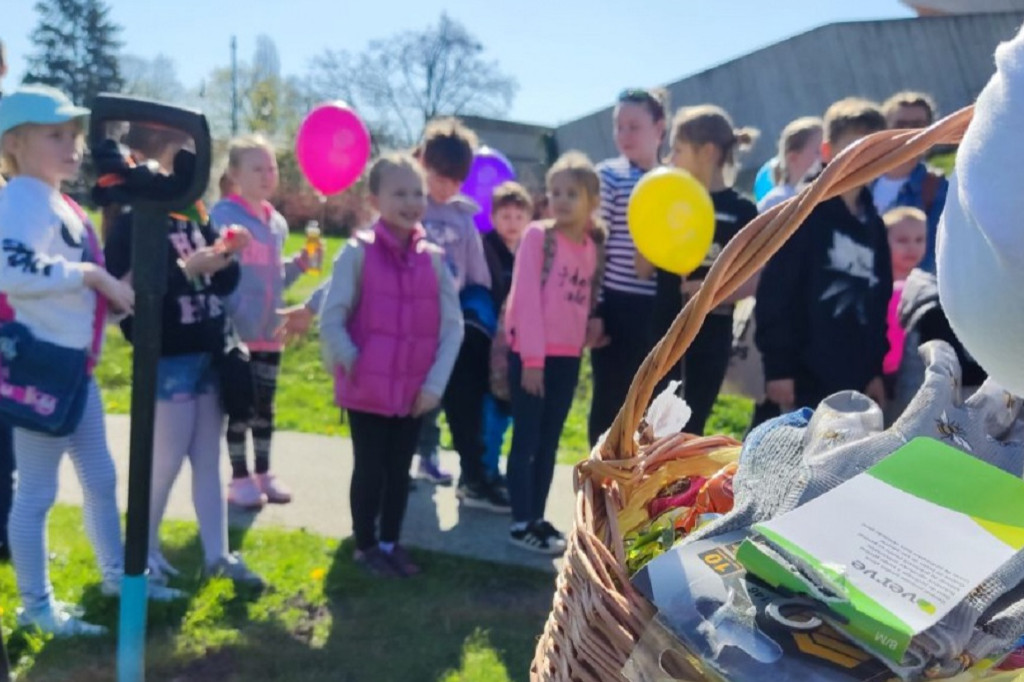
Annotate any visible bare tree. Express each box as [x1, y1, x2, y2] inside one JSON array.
[[120, 53, 185, 101], [309, 13, 518, 145], [198, 35, 312, 140]]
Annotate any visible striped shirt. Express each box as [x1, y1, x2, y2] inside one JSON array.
[[597, 157, 657, 296]]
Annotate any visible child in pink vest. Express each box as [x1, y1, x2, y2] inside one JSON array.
[[504, 152, 605, 554], [320, 153, 463, 577], [882, 207, 927, 405]]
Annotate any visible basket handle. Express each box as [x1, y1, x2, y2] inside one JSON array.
[[600, 105, 975, 460]]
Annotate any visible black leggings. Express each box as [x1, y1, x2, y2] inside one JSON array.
[[348, 410, 422, 550], [226, 351, 281, 475], [588, 290, 656, 446]]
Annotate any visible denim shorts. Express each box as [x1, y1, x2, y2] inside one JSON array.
[[156, 353, 216, 402]]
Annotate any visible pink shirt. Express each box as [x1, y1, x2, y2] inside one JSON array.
[[505, 223, 598, 369], [884, 279, 907, 376]]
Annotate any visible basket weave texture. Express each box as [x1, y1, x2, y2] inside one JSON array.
[[530, 106, 975, 682]]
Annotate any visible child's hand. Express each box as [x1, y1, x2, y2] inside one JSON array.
[[522, 367, 545, 397], [216, 225, 252, 255], [275, 304, 314, 344], [864, 376, 887, 409], [84, 265, 135, 314], [681, 279, 703, 297], [182, 247, 232, 278], [766, 378, 795, 411], [412, 391, 441, 417], [585, 318, 610, 349]]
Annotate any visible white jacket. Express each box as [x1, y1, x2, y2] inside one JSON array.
[[938, 24, 1024, 397], [0, 176, 96, 349]]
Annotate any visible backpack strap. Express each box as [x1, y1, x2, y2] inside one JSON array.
[[62, 195, 107, 373], [539, 221, 557, 288], [536, 221, 606, 316]]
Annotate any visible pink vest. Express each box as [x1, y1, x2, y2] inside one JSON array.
[[334, 222, 441, 416]]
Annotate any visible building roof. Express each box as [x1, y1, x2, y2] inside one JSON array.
[[554, 12, 1024, 183], [902, 0, 1024, 14]]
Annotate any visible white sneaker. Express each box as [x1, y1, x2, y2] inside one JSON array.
[[17, 601, 107, 637], [206, 552, 266, 589], [147, 551, 181, 586], [101, 577, 187, 602]]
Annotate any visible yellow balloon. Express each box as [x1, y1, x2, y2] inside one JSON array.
[[627, 167, 715, 276]]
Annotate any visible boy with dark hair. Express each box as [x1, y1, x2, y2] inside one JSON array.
[[755, 97, 893, 415], [481, 181, 532, 488], [872, 90, 948, 273], [413, 117, 510, 512]]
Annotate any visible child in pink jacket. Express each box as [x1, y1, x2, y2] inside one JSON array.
[[504, 152, 605, 554]]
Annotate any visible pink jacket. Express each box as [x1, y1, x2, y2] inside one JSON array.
[[334, 222, 441, 416], [505, 223, 598, 369], [884, 279, 907, 376]]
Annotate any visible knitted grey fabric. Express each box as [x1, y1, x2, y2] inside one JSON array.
[[686, 341, 1024, 678]]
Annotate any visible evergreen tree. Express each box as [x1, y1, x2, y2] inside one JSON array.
[[25, 0, 124, 106]]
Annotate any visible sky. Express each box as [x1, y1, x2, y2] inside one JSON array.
[[3, 0, 914, 126]]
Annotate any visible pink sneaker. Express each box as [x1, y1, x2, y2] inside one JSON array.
[[228, 476, 267, 509], [255, 472, 293, 504]]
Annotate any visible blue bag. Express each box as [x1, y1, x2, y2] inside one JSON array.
[[0, 322, 88, 436]]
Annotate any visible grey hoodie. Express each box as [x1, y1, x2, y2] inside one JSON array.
[[210, 197, 305, 351], [422, 194, 491, 293]]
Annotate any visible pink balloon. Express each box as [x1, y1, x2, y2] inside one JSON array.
[[295, 102, 371, 195]]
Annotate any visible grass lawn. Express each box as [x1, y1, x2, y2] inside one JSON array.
[[6, 506, 551, 681], [95, 232, 754, 464], [96, 231, 753, 462]]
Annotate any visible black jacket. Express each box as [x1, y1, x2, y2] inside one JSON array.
[[755, 188, 893, 399], [104, 209, 240, 357]]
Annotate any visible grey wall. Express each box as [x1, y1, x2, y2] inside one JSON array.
[[554, 13, 1024, 187]]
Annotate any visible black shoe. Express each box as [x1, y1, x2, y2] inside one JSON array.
[[508, 522, 565, 555], [483, 479, 511, 514], [457, 478, 510, 513], [533, 519, 566, 545]]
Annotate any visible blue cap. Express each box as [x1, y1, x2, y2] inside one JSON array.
[[0, 84, 90, 137]]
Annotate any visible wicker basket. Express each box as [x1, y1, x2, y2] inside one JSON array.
[[530, 105, 976, 682]]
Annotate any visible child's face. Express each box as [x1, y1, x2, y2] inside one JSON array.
[[548, 171, 596, 228], [231, 147, 278, 201], [888, 217, 927, 276], [786, 131, 823, 184], [824, 127, 877, 164], [888, 104, 931, 130], [668, 140, 718, 185], [614, 103, 663, 165], [668, 140, 700, 175], [5, 121, 83, 187], [492, 205, 529, 245], [424, 167, 461, 203], [372, 166, 427, 232]]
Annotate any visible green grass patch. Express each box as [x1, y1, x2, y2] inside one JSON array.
[[8, 506, 550, 681], [95, 231, 753, 464]]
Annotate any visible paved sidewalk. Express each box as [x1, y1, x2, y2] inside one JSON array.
[[55, 415, 576, 573]]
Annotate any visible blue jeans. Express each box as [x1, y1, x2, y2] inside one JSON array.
[[481, 394, 511, 478], [507, 353, 580, 523], [416, 407, 442, 462]]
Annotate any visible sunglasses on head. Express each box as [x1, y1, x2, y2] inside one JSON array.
[[618, 89, 656, 104]]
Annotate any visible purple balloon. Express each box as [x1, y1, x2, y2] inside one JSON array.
[[460, 146, 516, 232]]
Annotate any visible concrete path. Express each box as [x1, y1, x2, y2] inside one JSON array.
[[55, 415, 575, 573]]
